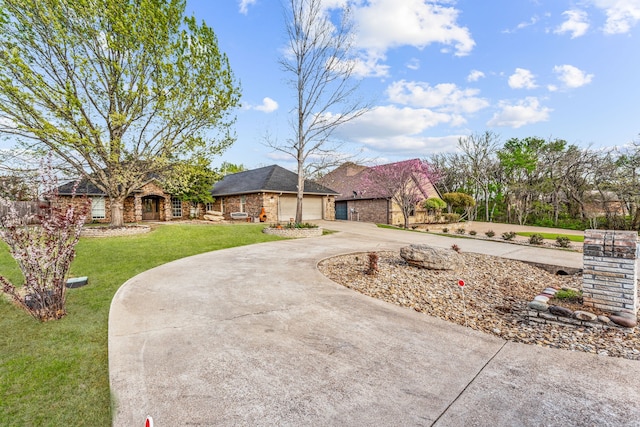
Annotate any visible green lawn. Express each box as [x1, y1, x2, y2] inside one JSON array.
[[0, 223, 283, 426], [515, 232, 584, 242]]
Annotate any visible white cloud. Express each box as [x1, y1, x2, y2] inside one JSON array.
[[487, 97, 551, 128], [589, 0, 640, 34], [350, 0, 475, 77], [341, 105, 452, 139], [508, 68, 538, 89], [238, 0, 257, 15], [553, 64, 594, 88], [245, 97, 278, 113], [356, 134, 463, 155], [467, 70, 485, 82], [386, 80, 489, 114], [555, 10, 590, 38], [503, 15, 539, 33], [406, 58, 420, 70]]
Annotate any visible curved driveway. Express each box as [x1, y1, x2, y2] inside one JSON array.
[[109, 222, 640, 426]]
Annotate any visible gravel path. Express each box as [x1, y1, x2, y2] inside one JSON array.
[[318, 251, 640, 360]]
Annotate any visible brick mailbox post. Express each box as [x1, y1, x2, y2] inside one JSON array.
[[583, 230, 639, 314]]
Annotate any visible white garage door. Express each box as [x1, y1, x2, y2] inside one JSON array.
[[278, 196, 323, 221]]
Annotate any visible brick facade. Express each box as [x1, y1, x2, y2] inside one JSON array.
[[211, 192, 335, 223], [583, 230, 639, 314]]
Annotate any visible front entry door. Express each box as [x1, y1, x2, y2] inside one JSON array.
[[142, 198, 159, 220]]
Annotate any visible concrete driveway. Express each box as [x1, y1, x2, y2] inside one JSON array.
[[109, 222, 640, 426]]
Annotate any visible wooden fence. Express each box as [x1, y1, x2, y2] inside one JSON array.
[[0, 201, 48, 224]]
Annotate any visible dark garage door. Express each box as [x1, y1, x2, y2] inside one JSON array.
[[335, 201, 348, 220]]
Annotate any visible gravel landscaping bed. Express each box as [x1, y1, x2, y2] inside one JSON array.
[[318, 251, 640, 360]]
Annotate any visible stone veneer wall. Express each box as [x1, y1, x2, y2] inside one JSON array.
[[583, 230, 639, 314]]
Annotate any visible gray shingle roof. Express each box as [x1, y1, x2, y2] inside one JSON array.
[[57, 178, 106, 196], [211, 165, 338, 196]]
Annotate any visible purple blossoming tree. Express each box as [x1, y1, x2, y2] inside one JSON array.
[[361, 159, 440, 229]]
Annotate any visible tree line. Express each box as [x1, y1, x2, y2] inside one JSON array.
[[429, 131, 640, 230]]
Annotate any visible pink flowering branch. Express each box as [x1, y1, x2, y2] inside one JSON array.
[[361, 159, 439, 229], [0, 157, 89, 321]]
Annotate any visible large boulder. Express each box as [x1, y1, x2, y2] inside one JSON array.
[[400, 244, 463, 270], [204, 210, 224, 222]]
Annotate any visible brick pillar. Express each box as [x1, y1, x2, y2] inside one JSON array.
[[583, 230, 638, 314]]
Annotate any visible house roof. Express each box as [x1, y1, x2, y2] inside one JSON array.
[[57, 178, 106, 196], [317, 159, 439, 201], [211, 165, 338, 197], [57, 173, 162, 197]]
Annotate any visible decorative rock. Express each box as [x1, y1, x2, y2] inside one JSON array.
[[534, 295, 550, 303], [528, 301, 549, 312], [562, 286, 580, 293], [400, 244, 463, 270], [543, 288, 557, 295], [574, 311, 598, 322], [609, 315, 637, 328], [613, 309, 637, 320], [597, 315, 611, 324], [549, 305, 573, 317]]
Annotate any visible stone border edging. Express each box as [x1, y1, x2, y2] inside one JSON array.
[[81, 225, 151, 238], [262, 227, 323, 238]]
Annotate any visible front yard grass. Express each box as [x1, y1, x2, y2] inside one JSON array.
[[0, 223, 283, 426], [515, 232, 584, 242]]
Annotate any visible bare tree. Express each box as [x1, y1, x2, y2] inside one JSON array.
[[456, 131, 500, 221], [273, 0, 369, 222]]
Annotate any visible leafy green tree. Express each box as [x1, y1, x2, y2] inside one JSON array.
[[219, 161, 247, 176], [163, 156, 219, 205], [497, 137, 546, 225], [441, 192, 476, 220], [0, 0, 240, 226]]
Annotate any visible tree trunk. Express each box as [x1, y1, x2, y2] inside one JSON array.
[[296, 161, 305, 224], [110, 198, 125, 227]]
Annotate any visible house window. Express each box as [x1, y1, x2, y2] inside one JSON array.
[[205, 202, 214, 212], [171, 198, 182, 218], [240, 195, 246, 213], [91, 197, 105, 219]]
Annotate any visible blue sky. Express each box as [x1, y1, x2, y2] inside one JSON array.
[[187, 0, 640, 170]]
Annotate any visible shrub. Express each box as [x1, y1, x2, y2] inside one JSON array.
[[501, 231, 516, 241], [528, 233, 544, 245], [443, 213, 460, 223], [456, 227, 465, 234], [366, 252, 379, 275], [485, 230, 495, 238], [555, 288, 582, 303], [271, 222, 318, 229], [469, 230, 477, 236], [423, 197, 447, 211], [442, 227, 449, 233], [451, 244, 461, 253], [555, 236, 571, 248]]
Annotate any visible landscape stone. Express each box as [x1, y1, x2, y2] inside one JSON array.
[[549, 305, 573, 317], [613, 309, 637, 320], [528, 301, 549, 312], [399, 244, 463, 270], [534, 295, 550, 303], [597, 315, 611, 324], [574, 310, 598, 322], [543, 288, 557, 295], [609, 315, 637, 328]]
